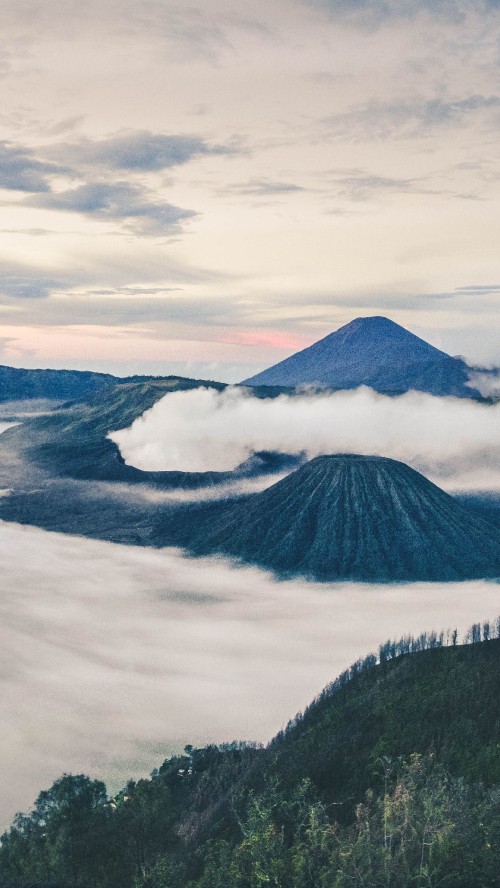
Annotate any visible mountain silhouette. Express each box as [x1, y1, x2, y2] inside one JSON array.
[[160, 454, 500, 581], [242, 316, 478, 397]]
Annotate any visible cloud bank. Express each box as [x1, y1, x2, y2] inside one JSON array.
[[47, 131, 234, 172], [467, 369, 500, 399], [0, 129, 236, 239], [29, 182, 197, 237], [305, 0, 500, 27], [1, 519, 499, 831], [0, 140, 65, 192], [323, 94, 500, 141], [110, 386, 500, 490]]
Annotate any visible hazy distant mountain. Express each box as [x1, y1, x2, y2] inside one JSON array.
[[0, 365, 165, 403], [0, 363, 293, 406], [242, 316, 479, 397], [161, 454, 500, 581]]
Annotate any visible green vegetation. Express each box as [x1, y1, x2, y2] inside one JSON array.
[[2, 623, 500, 887]]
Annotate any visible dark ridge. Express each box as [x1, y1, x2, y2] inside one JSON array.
[[242, 315, 480, 398], [2, 636, 500, 888], [156, 454, 500, 581], [0, 365, 167, 403]]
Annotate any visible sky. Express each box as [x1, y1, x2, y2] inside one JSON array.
[[0, 0, 499, 380], [1, 518, 499, 829]]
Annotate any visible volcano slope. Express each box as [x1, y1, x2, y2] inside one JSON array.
[[157, 454, 500, 581], [242, 315, 481, 398]]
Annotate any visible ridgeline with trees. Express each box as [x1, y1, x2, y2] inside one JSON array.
[[1, 620, 500, 888]]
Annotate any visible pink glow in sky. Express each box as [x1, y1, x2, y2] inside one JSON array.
[[220, 330, 310, 350], [0, 0, 498, 380]]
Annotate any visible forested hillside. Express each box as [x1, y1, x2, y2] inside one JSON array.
[[1, 624, 500, 887]]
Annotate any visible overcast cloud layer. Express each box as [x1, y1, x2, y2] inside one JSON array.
[[1, 519, 499, 831], [0, 0, 498, 377], [110, 386, 500, 490]]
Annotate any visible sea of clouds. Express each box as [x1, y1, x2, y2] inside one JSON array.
[[1, 519, 499, 830], [1, 386, 499, 830], [110, 386, 500, 490]]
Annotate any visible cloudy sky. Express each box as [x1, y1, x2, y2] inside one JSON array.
[[0, 0, 499, 379]]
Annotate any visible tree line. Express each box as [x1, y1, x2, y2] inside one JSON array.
[[1, 620, 500, 887]]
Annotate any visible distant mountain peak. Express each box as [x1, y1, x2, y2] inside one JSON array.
[[308, 315, 447, 356], [341, 314, 404, 330], [337, 314, 439, 341], [242, 315, 477, 398]]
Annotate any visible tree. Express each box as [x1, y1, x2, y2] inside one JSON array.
[[0, 774, 109, 886]]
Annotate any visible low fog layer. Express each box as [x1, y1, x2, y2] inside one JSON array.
[[0, 422, 18, 435], [468, 370, 500, 399], [1, 520, 499, 830], [110, 387, 500, 490]]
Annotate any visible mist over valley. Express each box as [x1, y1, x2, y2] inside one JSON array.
[[0, 316, 499, 882], [1, 518, 499, 832]]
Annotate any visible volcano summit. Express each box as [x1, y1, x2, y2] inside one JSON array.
[[243, 316, 479, 398]]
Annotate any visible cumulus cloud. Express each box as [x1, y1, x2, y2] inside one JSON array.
[[0, 252, 224, 306], [418, 283, 500, 301], [0, 0, 234, 62], [28, 182, 197, 237], [0, 261, 69, 299], [467, 369, 500, 398], [47, 131, 235, 172], [93, 472, 292, 505], [0, 140, 64, 192], [109, 386, 500, 489], [0, 129, 235, 238], [1, 519, 499, 830], [331, 171, 421, 200], [224, 179, 305, 197], [0, 401, 62, 419]]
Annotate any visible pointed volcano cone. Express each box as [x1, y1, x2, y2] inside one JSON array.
[[242, 316, 478, 398], [178, 455, 500, 581]]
